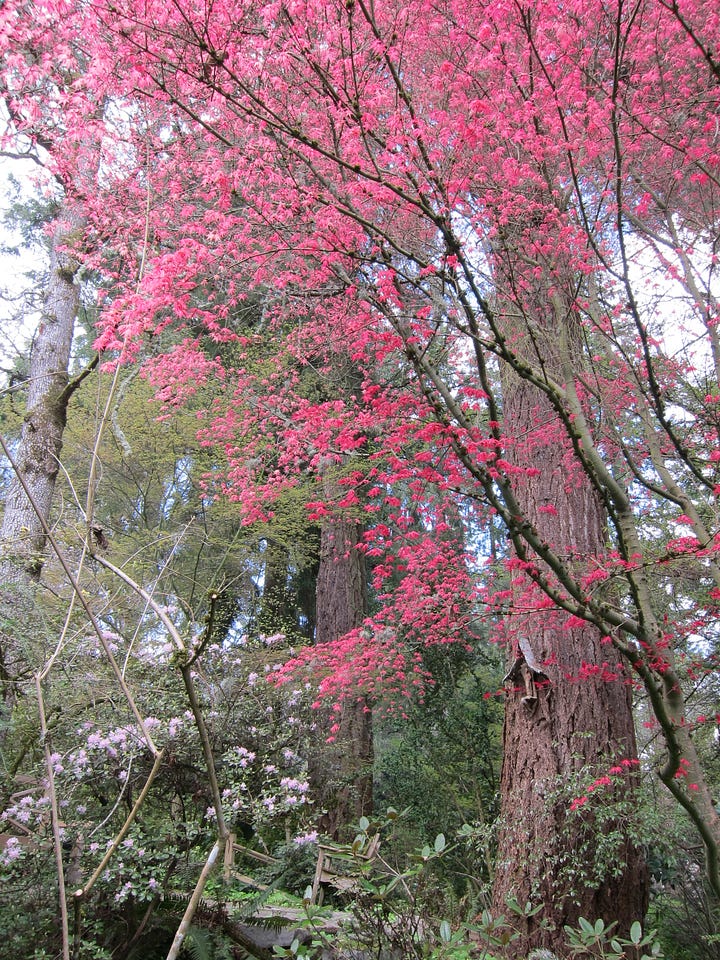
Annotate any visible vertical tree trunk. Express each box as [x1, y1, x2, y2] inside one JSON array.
[[312, 474, 373, 839], [0, 211, 82, 719], [490, 293, 647, 953], [0, 214, 81, 581]]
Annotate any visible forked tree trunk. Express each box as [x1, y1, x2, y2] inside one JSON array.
[[491, 294, 647, 954], [0, 213, 84, 718], [312, 477, 373, 840], [0, 214, 81, 582]]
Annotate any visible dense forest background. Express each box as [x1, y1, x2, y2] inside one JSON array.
[[1, 0, 720, 957]]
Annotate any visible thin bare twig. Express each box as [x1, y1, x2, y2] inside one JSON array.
[[74, 750, 165, 900], [0, 433, 161, 756], [35, 674, 70, 960]]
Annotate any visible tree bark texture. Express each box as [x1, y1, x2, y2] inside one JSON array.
[[0, 211, 82, 723], [312, 476, 373, 840], [491, 293, 648, 953], [0, 214, 81, 582]]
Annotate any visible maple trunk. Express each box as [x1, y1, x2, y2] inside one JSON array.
[[491, 301, 648, 952], [312, 480, 373, 839]]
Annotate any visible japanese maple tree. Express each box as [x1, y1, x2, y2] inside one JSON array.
[[3, 0, 720, 952]]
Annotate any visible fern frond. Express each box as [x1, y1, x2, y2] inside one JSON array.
[[180, 925, 214, 960]]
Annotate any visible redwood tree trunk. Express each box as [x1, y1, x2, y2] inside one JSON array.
[[312, 482, 373, 839], [490, 294, 647, 953]]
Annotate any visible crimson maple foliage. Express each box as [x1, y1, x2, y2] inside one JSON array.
[[3, 0, 720, 944]]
